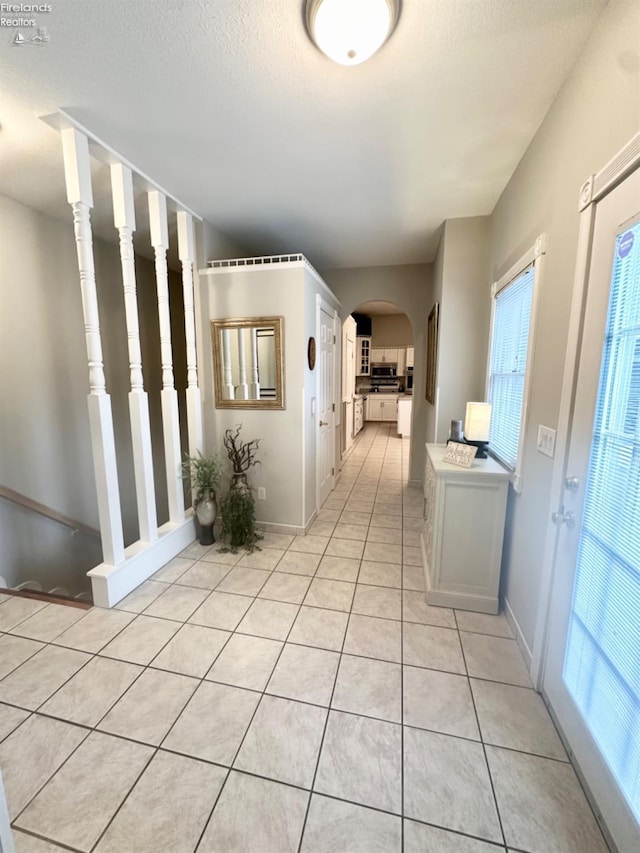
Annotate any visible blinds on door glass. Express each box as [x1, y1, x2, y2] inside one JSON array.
[[488, 266, 535, 468], [563, 219, 640, 822]]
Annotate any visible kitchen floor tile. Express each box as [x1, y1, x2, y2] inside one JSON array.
[[198, 770, 309, 853], [352, 584, 401, 620], [98, 668, 197, 745], [258, 571, 311, 604], [402, 546, 423, 566], [344, 614, 402, 663], [151, 556, 194, 583], [289, 535, 330, 555], [332, 523, 368, 541], [266, 643, 339, 706], [460, 632, 531, 687], [15, 731, 153, 851], [93, 749, 227, 853], [112, 580, 167, 614], [237, 598, 299, 640], [402, 565, 426, 591], [188, 590, 252, 630], [339, 510, 371, 526], [275, 550, 322, 576], [10, 603, 86, 642], [403, 665, 479, 739], [403, 820, 501, 852], [367, 527, 403, 545], [316, 555, 361, 583], [99, 614, 180, 665], [52, 607, 135, 653], [307, 520, 337, 537], [325, 537, 365, 560], [199, 547, 242, 565], [0, 703, 30, 742], [214, 565, 270, 596], [40, 655, 142, 727], [402, 591, 455, 628], [235, 694, 327, 788], [0, 596, 48, 632], [315, 710, 402, 813], [173, 561, 231, 589], [288, 606, 349, 652], [358, 560, 402, 588], [206, 632, 283, 690], [0, 633, 44, 679], [332, 654, 401, 722], [0, 713, 88, 819], [0, 644, 90, 710], [236, 548, 286, 571], [456, 609, 513, 638], [403, 727, 502, 843], [363, 542, 402, 564], [371, 514, 403, 529], [150, 622, 230, 677], [163, 680, 259, 765], [260, 532, 295, 549], [304, 578, 355, 612], [403, 623, 466, 674], [301, 795, 402, 852], [486, 745, 608, 852]]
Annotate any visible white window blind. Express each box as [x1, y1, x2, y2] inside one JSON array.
[[488, 265, 535, 470], [563, 218, 640, 822]]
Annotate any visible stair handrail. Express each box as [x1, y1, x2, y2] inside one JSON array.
[[0, 485, 101, 540]]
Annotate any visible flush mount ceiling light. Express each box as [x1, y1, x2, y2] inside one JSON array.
[[305, 0, 400, 67]]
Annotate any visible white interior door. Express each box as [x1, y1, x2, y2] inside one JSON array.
[[317, 300, 335, 506], [543, 166, 640, 852]]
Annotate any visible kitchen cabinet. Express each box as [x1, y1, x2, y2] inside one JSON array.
[[422, 444, 509, 614], [370, 347, 399, 364], [397, 398, 412, 437], [366, 395, 397, 422], [406, 347, 415, 368], [397, 348, 406, 377], [353, 397, 364, 435], [356, 336, 371, 376]]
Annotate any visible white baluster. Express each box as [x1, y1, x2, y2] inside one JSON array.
[[111, 163, 158, 542], [249, 327, 260, 399], [177, 211, 203, 458], [236, 328, 249, 400], [61, 128, 125, 566], [221, 328, 235, 399], [148, 190, 184, 524]]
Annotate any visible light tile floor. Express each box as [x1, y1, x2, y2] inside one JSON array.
[[0, 424, 609, 852]]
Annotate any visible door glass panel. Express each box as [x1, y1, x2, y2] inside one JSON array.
[[563, 218, 640, 821]]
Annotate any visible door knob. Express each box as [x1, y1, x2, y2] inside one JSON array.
[[564, 476, 580, 492], [551, 510, 576, 528], [319, 420, 328, 426]]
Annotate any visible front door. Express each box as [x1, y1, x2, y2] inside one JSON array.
[[543, 166, 640, 851], [317, 299, 335, 506]]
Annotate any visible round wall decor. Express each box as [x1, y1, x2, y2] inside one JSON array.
[[307, 336, 316, 370]]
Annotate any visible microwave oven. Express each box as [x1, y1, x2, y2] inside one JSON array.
[[371, 364, 397, 378]]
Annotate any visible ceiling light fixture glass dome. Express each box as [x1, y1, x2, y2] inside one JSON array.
[[305, 0, 400, 67]]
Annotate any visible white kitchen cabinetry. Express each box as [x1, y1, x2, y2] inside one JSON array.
[[371, 347, 383, 363], [397, 398, 412, 437], [397, 348, 406, 377], [353, 397, 364, 435], [370, 347, 399, 364], [366, 395, 397, 422], [422, 444, 509, 614], [406, 347, 414, 368], [356, 336, 371, 376]]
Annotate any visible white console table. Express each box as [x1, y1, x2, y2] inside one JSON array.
[[421, 443, 509, 614]]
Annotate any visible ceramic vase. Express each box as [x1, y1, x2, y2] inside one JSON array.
[[194, 489, 217, 545]]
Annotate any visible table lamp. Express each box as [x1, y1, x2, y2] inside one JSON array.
[[464, 402, 492, 458]]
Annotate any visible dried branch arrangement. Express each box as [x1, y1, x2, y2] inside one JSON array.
[[223, 425, 261, 475]]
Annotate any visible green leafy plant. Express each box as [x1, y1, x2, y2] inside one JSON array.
[[182, 450, 223, 496], [219, 488, 262, 551]]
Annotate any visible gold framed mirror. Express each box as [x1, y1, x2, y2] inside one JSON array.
[[211, 316, 285, 409]]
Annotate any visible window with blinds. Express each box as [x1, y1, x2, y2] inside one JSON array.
[[487, 264, 536, 473], [563, 218, 640, 822]]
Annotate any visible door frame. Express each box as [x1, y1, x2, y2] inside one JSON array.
[[315, 294, 338, 511], [531, 129, 640, 689]]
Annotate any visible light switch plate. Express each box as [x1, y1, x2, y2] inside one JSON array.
[[537, 425, 556, 458]]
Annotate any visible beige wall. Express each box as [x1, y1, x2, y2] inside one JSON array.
[[489, 0, 640, 650], [371, 314, 413, 347], [322, 264, 433, 482]]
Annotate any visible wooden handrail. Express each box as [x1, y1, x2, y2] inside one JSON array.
[[0, 486, 101, 540]]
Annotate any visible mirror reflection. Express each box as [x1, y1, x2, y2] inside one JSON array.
[[211, 317, 284, 409]]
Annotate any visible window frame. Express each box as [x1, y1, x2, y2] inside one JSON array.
[[485, 234, 546, 493]]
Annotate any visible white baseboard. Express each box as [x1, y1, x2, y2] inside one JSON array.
[[407, 478, 422, 488], [257, 517, 313, 536], [88, 513, 196, 608], [503, 596, 533, 672]]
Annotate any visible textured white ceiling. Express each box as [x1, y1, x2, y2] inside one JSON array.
[[0, 0, 606, 268]]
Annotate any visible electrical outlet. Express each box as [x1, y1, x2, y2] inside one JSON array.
[[537, 425, 556, 458], [257, 487, 266, 500]]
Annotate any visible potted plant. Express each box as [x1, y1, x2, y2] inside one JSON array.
[[223, 425, 261, 492], [219, 488, 261, 551], [182, 450, 223, 545]]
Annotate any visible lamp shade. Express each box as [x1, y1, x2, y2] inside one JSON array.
[[464, 402, 492, 442], [306, 0, 400, 66]]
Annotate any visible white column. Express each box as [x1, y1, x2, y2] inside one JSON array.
[[111, 163, 158, 543], [236, 328, 249, 400], [249, 327, 260, 399], [221, 328, 235, 399], [177, 211, 203, 458], [148, 190, 184, 523], [61, 128, 125, 566]]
